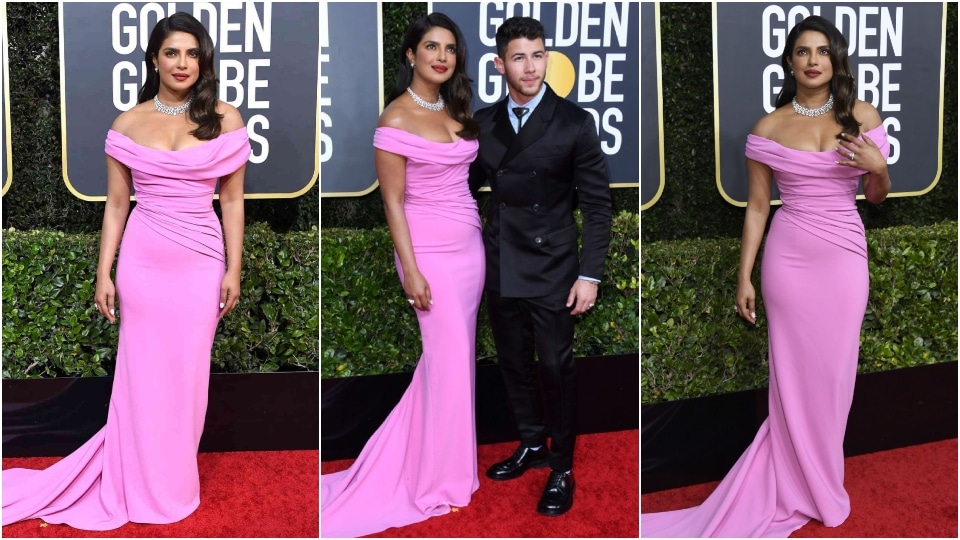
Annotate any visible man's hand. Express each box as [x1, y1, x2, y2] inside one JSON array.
[[566, 279, 598, 315]]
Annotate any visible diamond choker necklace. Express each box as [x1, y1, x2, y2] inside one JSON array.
[[154, 95, 192, 116], [792, 94, 834, 117], [407, 87, 444, 112]]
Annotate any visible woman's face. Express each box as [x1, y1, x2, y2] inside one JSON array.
[[787, 30, 833, 89], [153, 31, 200, 94], [406, 26, 457, 86]]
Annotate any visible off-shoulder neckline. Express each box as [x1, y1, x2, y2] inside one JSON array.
[[748, 124, 885, 154], [376, 126, 468, 145], [108, 127, 247, 153]]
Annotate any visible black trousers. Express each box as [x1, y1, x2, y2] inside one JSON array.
[[487, 288, 577, 472]]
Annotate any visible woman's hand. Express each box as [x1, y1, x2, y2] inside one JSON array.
[[735, 280, 757, 325], [95, 276, 118, 324], [219, 270, 241, 318], [403, 269, 432, 311], [835, 132, 887, 175]]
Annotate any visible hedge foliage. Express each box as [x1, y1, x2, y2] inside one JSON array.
[[640, 3, 959, 243], [321, 211, 639, 378], [641, 221, 959, 404], [2, 2, 317, 233], [2, 224, 319, 379]]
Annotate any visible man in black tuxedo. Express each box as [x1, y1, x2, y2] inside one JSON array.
[[468, 16, 612, 516]]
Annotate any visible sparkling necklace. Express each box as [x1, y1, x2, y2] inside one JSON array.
[[154, 95, 192, 116], [406, 87, 444, 112], [792, 93, 834, 117]]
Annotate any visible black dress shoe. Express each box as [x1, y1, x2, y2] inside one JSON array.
[[485, 444, 549, 480], [537, 470, 575, 516]]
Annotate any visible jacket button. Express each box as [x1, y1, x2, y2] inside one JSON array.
[[534, 236, 543, 245], [529, 171, 537, 177], [499, 202, 506, 209], [533, 204, 540, 212], [497, 170, 504, 177]]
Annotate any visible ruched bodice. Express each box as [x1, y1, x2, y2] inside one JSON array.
[[105, 128, 251, 262], [373, 126, 480, 229], [745, 124, 889, 258]]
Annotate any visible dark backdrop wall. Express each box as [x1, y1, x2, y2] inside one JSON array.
[[1, 3, 318, 233], [642, 2, 958, 242], [320, 2, 640, 229]]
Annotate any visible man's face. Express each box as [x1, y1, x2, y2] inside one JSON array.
[[494, 37, 549, 103]]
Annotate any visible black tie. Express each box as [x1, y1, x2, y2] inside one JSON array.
[[512, 107, 529, 131]]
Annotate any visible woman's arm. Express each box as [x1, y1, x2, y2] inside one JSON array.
[[375, 146, 431, 311], [736, 157, 773, 325], [836, 101, 891, 204], [95, 155, 133, 323], [860, 154, 891, 204], [218, 105, 246, 317]]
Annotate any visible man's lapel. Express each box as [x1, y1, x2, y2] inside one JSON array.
[[498, 85, 558, 169]]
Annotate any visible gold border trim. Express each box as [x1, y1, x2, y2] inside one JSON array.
[[711, 2, 761, 207], [2, 4, 12, 196], [640, 2, 665, 211], [59, 2, 320, 202]]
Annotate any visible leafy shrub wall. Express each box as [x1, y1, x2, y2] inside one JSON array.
[[321, 212, 639, 378], [2, 224, 319, 378], [641, 221, 958, 404]]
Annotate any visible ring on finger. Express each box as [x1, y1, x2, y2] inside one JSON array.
[[848, 151, 854, 160]]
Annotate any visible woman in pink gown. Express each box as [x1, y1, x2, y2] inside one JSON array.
[[320, 13, 484, 538], [2, 13, 249, 530], [641, 16, 892, 538]]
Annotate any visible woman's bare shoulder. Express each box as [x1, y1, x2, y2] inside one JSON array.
[[110, 102, 152, 134], [854, 100, 883, 132], [377, 99, 413, 130], [750, 107, 788, 138], [217, 101, 245, 131]]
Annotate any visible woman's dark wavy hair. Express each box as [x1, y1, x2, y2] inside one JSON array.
[[386, 12, 479, 140], [137, 12, 222, 140], [775, 15, 860, 137]]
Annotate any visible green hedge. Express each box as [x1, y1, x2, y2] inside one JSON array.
[[2, 223, 319, 378], [641, 221, 959, 404], [321, 211, 639, 378]]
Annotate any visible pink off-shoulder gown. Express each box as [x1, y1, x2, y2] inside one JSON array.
[[641, 125, 890, 538], [2, 128, 251, 531], [320, 127, 485, 538]]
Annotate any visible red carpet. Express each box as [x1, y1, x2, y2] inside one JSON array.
[[2, 450, 319, 538], [642, 438, 958, 538], [321, 429, 640, 538]]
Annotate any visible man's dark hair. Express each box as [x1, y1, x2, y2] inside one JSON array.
[[495, 16, 546, 58]]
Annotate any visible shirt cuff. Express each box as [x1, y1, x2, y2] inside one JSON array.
[[578, 275, 600, 284]]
